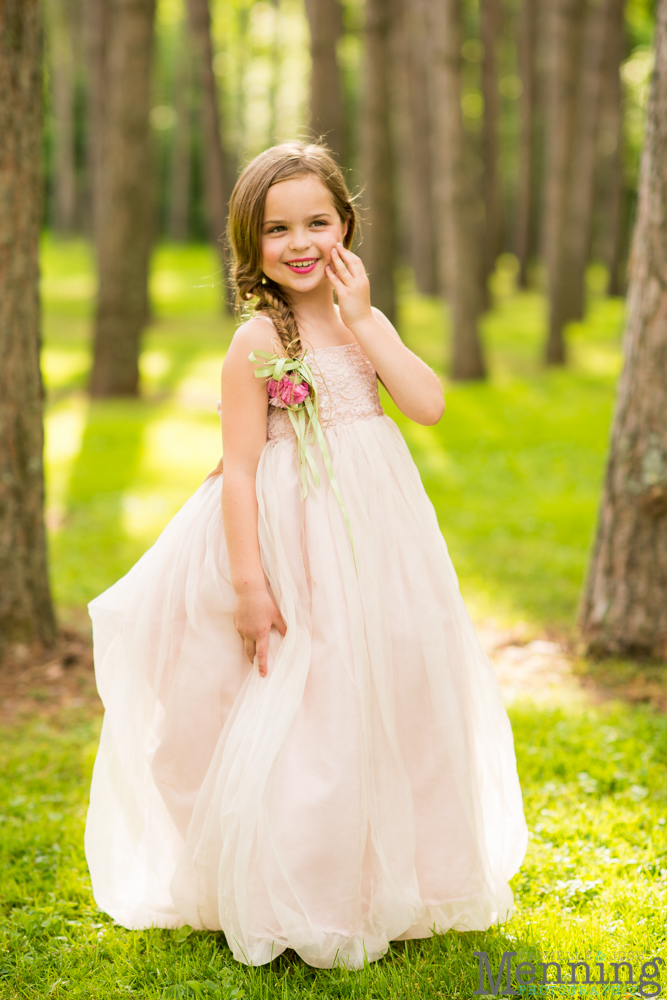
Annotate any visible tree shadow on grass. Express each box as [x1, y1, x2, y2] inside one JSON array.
[[51, 398, 156, 608], [50, 334, 213, 610]]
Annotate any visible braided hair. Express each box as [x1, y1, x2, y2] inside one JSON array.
[[228, 141, 357, 359]]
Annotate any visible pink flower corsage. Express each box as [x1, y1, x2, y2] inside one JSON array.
[[267, 376, 311, 408]]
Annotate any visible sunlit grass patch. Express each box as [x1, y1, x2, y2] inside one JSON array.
[[41, 349, 90, 392], [148, 244, 228, 318], [389, 367, 614, 624]]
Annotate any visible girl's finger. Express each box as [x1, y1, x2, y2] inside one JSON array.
[[330, 247, 352, 284], [336, 242, 362, 274], [325, 264, 344, 289], [255, 636, 268, 677], [244, 637, 256, 665]]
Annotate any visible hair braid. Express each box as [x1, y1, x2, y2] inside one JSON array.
[[253, 280, 303, 359]]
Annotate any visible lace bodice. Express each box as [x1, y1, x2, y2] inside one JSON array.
[[267, 343, 384, 442]]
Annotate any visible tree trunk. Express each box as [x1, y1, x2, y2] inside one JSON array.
[[542, 0, 584, 364], [305, 0, 345, 161], [402, 0, 437, 296], [427, 0, 486, 379], [0, 0, 56, 654], [562, 0, 615, 323], [361, 0, 396, 324], [481, 0, 502, 281], [186, 0, 230, 308], [598, 0, 627, 297], [168, 28, 194, 242], [48, 0, 79, 234], [605, 146, 627, 298], [89, 0, 156, 398], [82, 0, 110, 244], [604, 128, 627, 299], [516, 0, 536, 288], [580, 0, 667, 661]]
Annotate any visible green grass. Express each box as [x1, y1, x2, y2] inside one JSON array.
[[1, 703, 666, 998], [2, 238, 665, 998]]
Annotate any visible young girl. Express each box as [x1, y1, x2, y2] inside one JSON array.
[[85, 141, 527, 970]]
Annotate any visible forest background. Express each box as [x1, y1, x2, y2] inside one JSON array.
[[37, 0, 657, 635], [2, 0, 667, 997]]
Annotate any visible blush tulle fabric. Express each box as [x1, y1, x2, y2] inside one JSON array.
[[85, 341, 527, 969]]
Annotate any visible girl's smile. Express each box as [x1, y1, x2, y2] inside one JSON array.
[[284, 257, 319, 274]]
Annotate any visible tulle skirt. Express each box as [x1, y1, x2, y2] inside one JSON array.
[[85, 413, 527, 968]]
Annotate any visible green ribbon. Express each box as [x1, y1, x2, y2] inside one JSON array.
[[249, 349, 358, 570]]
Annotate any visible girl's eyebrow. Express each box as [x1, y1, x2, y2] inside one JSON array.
[[262, 211, 335, 226]]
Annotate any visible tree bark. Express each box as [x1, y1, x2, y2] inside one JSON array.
[[562, 0, 616, 323], [603, 123, 627, 299], [427, 0, 486, 379], [361, 0, 396, 324], [305, 0, 345, 161], [168, 28, 194, 242], [0, 0, 56, 654], [402, 0, 437, 296], [580, 0, 667, 661], [481, 0, 502, 281], [605, 148, 627, 298], [516, 0, 536, 288], [186, 0, 230, 307], [82, 0, 110, 244], [48, 0, 79, 234], [598, 0, 627, 297], [542, 0, 584, 364], [89, 0, 156, 398]]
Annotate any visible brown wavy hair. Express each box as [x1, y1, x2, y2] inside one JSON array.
[[227, 141, 357, 358]]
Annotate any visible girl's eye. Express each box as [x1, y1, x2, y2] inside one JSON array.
[[310, 220, 326, 227], [268, 225, 287, 233]]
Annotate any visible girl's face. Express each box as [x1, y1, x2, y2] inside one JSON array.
[[260, 174, 347, 295]]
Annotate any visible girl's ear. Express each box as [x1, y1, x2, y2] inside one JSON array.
[[342, 218, 349, 244]]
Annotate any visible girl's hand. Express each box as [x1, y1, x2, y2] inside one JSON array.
[[233, 587, 286, 677], [325, 242, 373, 331]]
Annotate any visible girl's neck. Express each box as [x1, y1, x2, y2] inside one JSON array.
[[285, 282, 341, 341]]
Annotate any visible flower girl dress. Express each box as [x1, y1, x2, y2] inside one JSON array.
[[85, 341, 527, 969]]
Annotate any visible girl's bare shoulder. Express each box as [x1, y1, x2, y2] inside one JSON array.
[[224, 315, 280, 372]]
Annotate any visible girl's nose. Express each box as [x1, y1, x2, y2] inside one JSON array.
[[288, 229, 312, 251]]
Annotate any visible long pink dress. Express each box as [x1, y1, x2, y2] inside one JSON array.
[[85, 341, 527, 969]]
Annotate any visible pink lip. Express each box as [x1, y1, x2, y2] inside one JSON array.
[[284, 258, 319, 275]]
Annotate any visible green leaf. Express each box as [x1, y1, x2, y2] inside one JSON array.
[[173, 924, 193, 943], [162, 987, 185, 999], [200, 982, 222, 996]]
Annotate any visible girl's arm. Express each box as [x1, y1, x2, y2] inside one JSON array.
[[326, 243, 446, 425], [220, 319, 286, 677]]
